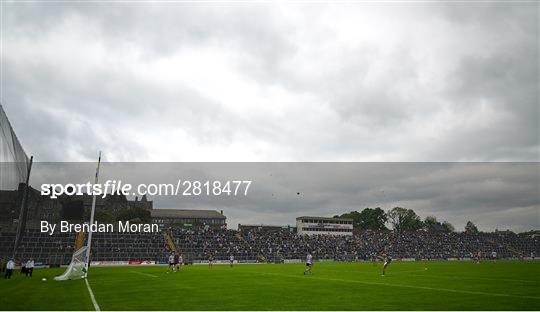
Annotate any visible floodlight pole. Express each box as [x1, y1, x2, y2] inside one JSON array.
[[85, 151, 101, 278]]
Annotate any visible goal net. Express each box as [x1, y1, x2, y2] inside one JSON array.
[[54, 153, 101, 282], [54, 246, 89, 281], [0, 103, 30, 190]]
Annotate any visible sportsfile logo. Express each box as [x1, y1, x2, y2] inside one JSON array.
[[40, 180, 252, 199]]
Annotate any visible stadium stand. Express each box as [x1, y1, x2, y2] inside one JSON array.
[[1, 227, 538, 265]]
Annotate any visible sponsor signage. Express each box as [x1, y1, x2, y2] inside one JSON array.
[[284, 259, 302, 263], [91, 261, 129, 266], [128, 260, 154, 265], [91, 260, 155, 266]]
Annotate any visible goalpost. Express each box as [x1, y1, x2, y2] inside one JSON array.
[[54, 246, 89, 281], [55, 152, 102, 281]]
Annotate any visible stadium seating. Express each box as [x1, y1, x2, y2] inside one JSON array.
[[0, 227, 538, 265]]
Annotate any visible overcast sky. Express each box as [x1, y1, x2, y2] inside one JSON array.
[[1, 2, 538, 231], [30, 162, 539, 232]]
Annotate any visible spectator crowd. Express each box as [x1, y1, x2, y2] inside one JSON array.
[[1, 227, 538, 266]]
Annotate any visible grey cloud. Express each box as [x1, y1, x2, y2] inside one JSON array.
[[3, 2, 538, 161], [29, 162, 540, 232], [1, 2, 539, 230]]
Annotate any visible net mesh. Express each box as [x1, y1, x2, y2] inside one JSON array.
[[54, 246, 89, 281], [0, 104, 29, 190]]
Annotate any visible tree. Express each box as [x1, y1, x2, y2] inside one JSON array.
[[335, 208, 388, 231], [116, 207, 151, 223], [423, 216, 439, 232], [465, 221, 479, 234], [357, 207, 388, 230], [387, 207, 422, 232], [423, 216, 454, 233], [335, 211, 361, 225], [442, 221, 455, 233], [94, 209, 115, 223]]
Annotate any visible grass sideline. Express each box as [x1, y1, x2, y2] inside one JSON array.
[[1, 260, 539, 310]]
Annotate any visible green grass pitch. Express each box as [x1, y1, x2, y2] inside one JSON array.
[[1, 260, 539, 310]]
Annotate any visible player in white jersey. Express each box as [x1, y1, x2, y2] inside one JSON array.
[[176, 254, 183, 271], [25, 259, 34, 277], [229, 255, 234, 268], [167, 253, 175, 273], [303, 253, 313, 275]]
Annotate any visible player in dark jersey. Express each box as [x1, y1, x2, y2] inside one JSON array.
[[476, 251, 482, 264], [379, 254, 392, 276], [208, 255, 213, 269], [173, 253, 180, 272], [371, 254, 378, 267]]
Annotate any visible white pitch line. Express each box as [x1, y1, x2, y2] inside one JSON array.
[[322, 267, 538, 284], [322, 268, 428, 275], [249, 271, 540, 300], [85, 278, 101, 312], [391, 268, 430, 274], [130, 270, 158, 278], [407, 272, 539, 284]]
